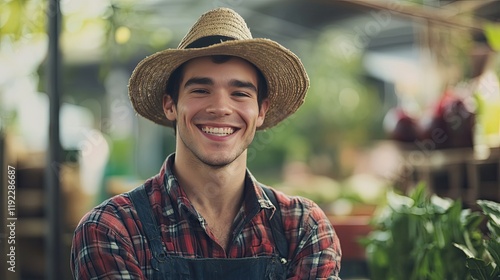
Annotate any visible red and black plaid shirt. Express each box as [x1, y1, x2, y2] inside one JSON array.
[[71, 154, 341, 279]]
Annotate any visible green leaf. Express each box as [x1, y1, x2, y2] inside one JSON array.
[[477, 200, 500, 238], [462, 209, 485, 231], [409, 182, 428, 205], [484, 22, 500, 52], [486, 240, 500, 268], [430, 194, 452, 213], [454, 243, 476, 258], [478, 200, 500, 222], [466, 258, 493, 280], [387, 191, 414, 213]]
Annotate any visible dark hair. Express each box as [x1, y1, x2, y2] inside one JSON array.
[[166, 55, 268, 112]]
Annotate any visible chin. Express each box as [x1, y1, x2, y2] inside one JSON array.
[[201, 158, 233, 169], [199, 152, 244, 168]]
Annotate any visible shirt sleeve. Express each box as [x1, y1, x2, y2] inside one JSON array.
[[70, 212, 145, 279], [286, 202, 342, 280]]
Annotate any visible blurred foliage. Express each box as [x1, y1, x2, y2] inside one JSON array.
[[0, 0, 174, 75], [248, 27, 384, 180], [0, 0, 48, 128], [484, 22, 500, 52], [99, 1, 174, 75], [361, 182, 499, 280], [0, 0, 47, 39]]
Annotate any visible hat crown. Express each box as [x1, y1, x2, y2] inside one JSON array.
[[178, 8, 253, 49]]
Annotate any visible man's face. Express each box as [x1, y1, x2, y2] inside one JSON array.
[[164, 56, 269, 167]]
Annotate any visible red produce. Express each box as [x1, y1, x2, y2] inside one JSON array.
[[383, 107, 420, 143], [420, 91, 474, 150]]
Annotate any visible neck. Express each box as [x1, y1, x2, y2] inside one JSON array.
[[172, 151, 247, 215]]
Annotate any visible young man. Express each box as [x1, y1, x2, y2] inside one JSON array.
[[71, 7, 341, 279]]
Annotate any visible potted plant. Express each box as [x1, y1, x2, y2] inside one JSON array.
[[361, 182, 499, 280]]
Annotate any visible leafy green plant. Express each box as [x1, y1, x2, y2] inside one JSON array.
[[455, 200, 500, 280], [360, 182, 492, 280]]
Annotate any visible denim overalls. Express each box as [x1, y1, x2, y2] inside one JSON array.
[[128, 185, 289, 280]]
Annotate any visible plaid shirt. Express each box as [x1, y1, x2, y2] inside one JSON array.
[[71, 154, 341, 279]]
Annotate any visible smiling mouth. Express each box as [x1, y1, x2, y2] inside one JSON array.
[[200, 126, 236, 136]]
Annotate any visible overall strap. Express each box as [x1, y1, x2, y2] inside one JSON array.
[[262, 186, 289, 262], [128, 185, 168, 271]]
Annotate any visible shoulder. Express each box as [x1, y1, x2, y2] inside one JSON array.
[[74, 179, 168, 237], [268, 187, 341, 265], [268, 187, 332, 231], [71, 190, 153, 279], [74, 192, 138, 238]]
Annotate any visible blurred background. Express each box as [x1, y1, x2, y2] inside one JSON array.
[[1, 0, 499, 279]]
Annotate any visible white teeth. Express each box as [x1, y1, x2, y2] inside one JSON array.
[[201, 127, 235, 136]]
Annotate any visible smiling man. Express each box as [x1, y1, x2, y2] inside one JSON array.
[[165, 56, 267, 171], [71, 8, 341, 280]]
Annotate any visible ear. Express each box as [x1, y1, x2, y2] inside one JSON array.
[[256, 98, 270, 128], [162, 95, 177, 121]]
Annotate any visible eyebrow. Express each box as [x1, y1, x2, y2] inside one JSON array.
[[184, 77, 213, 88], [229, 79, 257, 93], [184, 77, 258, 93]]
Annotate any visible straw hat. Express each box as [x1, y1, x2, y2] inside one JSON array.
[[128, 7, 309, 130]]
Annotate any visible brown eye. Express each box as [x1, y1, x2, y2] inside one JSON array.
[[192, 89, 209, 94], [233, 91, 251, 97]]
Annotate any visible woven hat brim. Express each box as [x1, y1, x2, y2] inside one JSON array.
[[128, 38, 309, 130]]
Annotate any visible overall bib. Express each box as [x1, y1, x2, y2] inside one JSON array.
[[128, 185, 289, 280]]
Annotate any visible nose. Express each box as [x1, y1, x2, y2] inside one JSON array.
[[206, 92, 233, 116]]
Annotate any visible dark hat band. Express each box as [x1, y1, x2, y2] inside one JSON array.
[[185, 35, 236, 49]]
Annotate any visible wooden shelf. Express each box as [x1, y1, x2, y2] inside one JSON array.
[[396, 145, 500, 205]]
